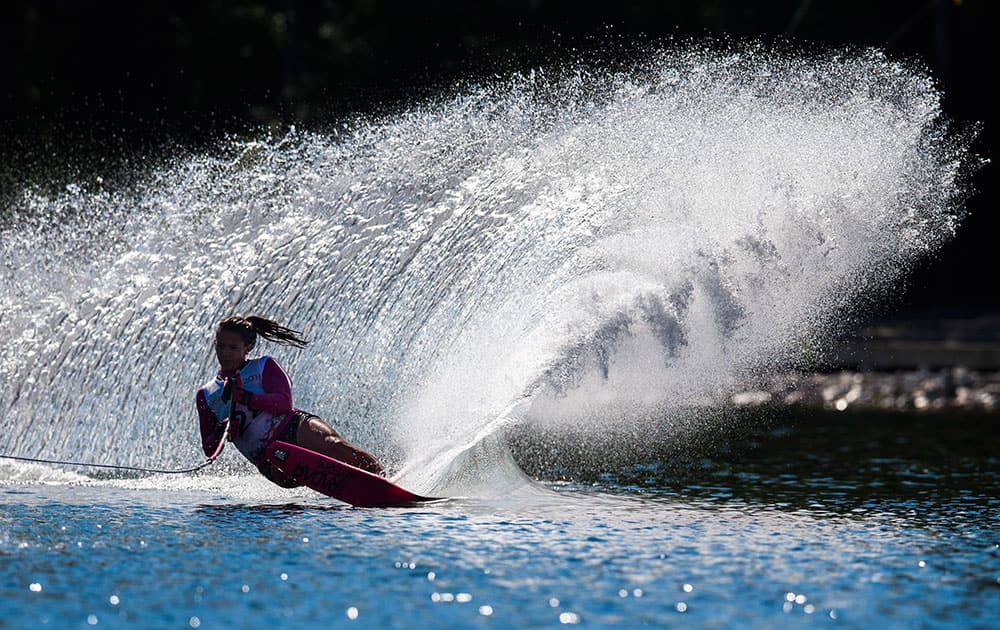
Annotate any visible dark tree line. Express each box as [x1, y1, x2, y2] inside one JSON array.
[[4, 2, 992, 137]]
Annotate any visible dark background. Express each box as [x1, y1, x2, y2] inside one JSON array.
[[3, 0, 997, 322]]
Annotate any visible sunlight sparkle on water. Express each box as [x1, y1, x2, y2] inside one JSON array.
[[559, 612, 580, 624]]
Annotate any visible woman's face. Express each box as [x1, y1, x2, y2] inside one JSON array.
[[215, 329, 253, 374]]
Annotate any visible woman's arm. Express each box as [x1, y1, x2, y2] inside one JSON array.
[[196, 389, 226, 457], [247, 358, 295, 416]]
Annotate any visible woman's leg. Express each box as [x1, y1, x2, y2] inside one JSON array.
[[296, 415, 386, 476]]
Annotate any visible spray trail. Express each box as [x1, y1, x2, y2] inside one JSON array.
[[0, 43, 977, 493]]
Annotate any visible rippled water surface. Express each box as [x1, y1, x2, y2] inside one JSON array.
[[3, 411, 997, 629]]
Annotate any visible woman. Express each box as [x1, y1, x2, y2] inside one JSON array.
[[197, 315, 386, 487]]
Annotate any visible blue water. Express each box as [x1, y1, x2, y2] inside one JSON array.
[[2, 411, 997, 628], [1, 42, 992, 628]]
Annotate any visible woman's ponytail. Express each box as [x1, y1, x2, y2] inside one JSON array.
[[217, 315, 309, 349], [245, 316, 309, 348]]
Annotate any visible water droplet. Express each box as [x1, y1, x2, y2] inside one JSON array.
[[241, 584, 250, 593], [280, 573, 288, 581], [785, 592, 796, 602], [456, 593, 472, 603], [479, 605, 494, 616], [427, 572, 436, 581], [109, 595, 120, 606], [559, 612, 580, 624], [87, 614, 98, 625], [549, 598, 560, 608], [829, 610, 839, 619], [189, 617, 201, 628], [795, 594, 807, 604], [804, 604, 816, 614], [676, 602, 688, 613], [683, 583, 693, 593], [29, 583, 42, 592], [346, 607, 358, 620], [918, 560, 926, 568], [618, 589, 628, 598], [633, 588, 643, 598]]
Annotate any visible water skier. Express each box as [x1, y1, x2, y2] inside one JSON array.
[[196, 315, 386, 487]]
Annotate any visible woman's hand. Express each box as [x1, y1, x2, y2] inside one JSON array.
[[231, 372, 253, 407]]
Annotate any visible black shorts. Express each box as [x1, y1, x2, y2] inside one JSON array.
[[275, 410, 320, 445]]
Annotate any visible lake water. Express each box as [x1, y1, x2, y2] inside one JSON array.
[[2, 409, 997, 628], [1, 41, 991, 628]]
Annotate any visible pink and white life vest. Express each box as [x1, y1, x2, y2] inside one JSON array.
[[200, 356, 287, 463]]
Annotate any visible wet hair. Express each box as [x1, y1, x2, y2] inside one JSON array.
[[216, 315, 308, 349]]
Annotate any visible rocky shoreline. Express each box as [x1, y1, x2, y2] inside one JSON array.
[[727, 314, 1000, 414], [732, 367, 1000, 413]]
